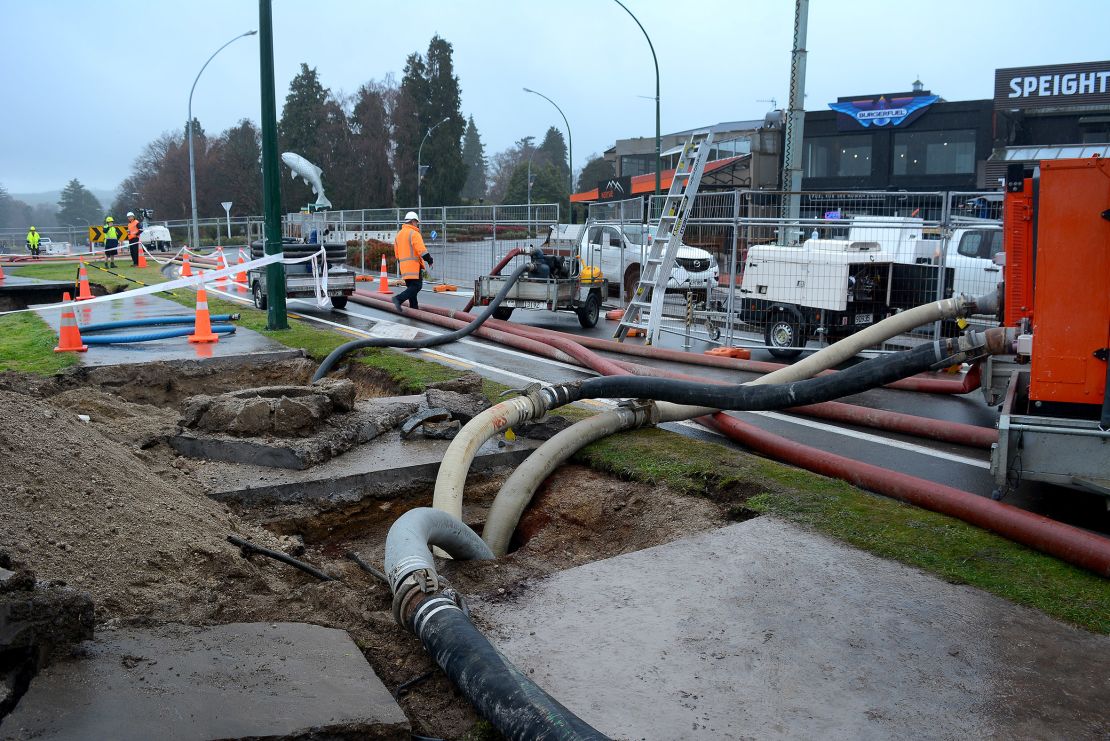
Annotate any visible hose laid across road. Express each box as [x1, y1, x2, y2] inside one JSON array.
[[350, 291, 996, 448], [312, 260, 532, 383]]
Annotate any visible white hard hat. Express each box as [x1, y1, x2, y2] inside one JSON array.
[[404, 211, 420, 222], [126, 211, 135, 217]]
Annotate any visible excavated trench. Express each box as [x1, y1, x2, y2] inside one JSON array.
[[2, 354, 768, 738]]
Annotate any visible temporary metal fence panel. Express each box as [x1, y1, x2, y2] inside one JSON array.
[[635, 189, 1004, 355], [312, 203, 559, 286], [586, 197, 645, 305]]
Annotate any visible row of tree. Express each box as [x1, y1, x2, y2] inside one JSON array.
[[4, 34, 623, 232]]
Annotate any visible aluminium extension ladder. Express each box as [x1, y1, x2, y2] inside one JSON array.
[[613, 132, 714, 344]]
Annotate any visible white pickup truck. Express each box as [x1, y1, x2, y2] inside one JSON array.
[[38, 237, 72, 255]]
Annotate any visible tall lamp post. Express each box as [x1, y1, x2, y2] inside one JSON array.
[[188, 29, 257, 251], [522, 87, 572, 221], [612, 0, 660, 196], [417, 116, 450, 221]]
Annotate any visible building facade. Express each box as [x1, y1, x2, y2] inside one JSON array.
[[801, 88, 994, 193]]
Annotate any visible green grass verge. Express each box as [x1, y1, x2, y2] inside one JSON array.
[[0, 312, 80, 374], [573, 427, 1110, 634]]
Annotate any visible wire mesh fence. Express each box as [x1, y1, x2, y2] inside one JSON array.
[[636, 189, 1003, 355]]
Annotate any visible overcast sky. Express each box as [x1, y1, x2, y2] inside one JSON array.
[[2, 0, 1107, 197]]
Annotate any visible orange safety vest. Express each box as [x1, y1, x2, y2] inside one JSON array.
[[393, 223, 428, 281], [127, 219, 140, 239]]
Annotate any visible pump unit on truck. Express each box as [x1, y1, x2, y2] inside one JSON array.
[[986, 157, 1110, 500]]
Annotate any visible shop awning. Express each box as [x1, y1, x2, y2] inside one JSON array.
[[988, 143, 1110, 161], [571, 155, 748, 203]]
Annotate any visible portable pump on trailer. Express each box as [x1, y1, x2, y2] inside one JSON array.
[[986, 156, 1110, 499]]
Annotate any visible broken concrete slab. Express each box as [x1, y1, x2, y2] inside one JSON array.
[[3, 622, 408, 740], [478, 517, 1110, 740], [425, 371, 484, 395], [181, 379, 357, 437], [208, 430, 540, 506], [425, 388, 490, 423], [170, 397, 419, 470]]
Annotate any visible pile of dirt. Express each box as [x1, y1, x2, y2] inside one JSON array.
[[0, 388, 302, 622]]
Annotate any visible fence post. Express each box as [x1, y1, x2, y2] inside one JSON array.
[[491, 205, 498, 267], [933, 192, 953, 341], [725, 191, 740, 346]]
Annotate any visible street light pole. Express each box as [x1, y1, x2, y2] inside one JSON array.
[[526, 147, 537, 236], [188, 29, 257, 251], [612, 0, 660, 196], [522, 87, 572, 216], [417, 116, 450, 221]]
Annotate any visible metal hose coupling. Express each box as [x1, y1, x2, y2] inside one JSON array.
[[540, 381, 584, 410]]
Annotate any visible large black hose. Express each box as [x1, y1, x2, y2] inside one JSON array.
[[311, 260, 531, 381], [408, 594, 609, 741], [543, 338, 966, 411]]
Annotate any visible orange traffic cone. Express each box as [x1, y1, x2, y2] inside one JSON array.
[[75, 262, 94, 301], [188, 274, 219, 344], [0, 261, 6, 281], [181, 254, 193, 277], [235, 255, 247, 285], [54, 293, 88, 353], [377, 254, 393, 295], [215, 249, 228, 286], [136, 244, 148, 268]]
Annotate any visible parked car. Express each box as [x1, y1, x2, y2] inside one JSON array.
[[555, 223, 719, 299]]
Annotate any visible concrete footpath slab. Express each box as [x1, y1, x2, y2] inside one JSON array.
[[479, 517, 1110, 740], [2, 622, 409, 740], [35, 290, 287, 366]]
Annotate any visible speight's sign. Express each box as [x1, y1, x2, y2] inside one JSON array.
[[995, 61, 1110, 110], [829, 93, 939, 130]]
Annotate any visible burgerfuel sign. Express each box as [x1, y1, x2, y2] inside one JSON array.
[[995, 60, 1110, 110]]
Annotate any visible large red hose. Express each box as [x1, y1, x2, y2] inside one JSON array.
[[480, 318, 979, 395], [351, 289, 1110, 576], [703, 414, 1110, 577], [357, 290, 996, 449]]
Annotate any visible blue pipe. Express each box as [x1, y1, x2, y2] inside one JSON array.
[[79, 314, 238, 333], [82, 325, 237, 345]]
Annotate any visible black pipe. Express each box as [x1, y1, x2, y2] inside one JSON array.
[[312, 260, 531, 382], [544, 339, 964, 411], [409, 595, 609, 741], [227, 535, 333, 581], [347, 551, 389, 584]]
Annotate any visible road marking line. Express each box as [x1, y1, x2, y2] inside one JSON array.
[[745, 410, 991, 469]]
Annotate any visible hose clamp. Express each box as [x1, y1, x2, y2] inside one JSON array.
[[619, 398, 661, 427], [391, 567, 440, 630]]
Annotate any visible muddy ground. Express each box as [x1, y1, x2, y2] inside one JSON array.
[[0, 358, 735, 739]]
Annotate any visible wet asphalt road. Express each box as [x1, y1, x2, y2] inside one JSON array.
[[211, 281, 1109, 535]]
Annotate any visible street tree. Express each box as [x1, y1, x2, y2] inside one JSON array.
[[391, 52, 428, 207], [460, 115, 487, 203], [56, 179, 103, 227], [351, 82, 395, 208], [537, 126, 569, 182]]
